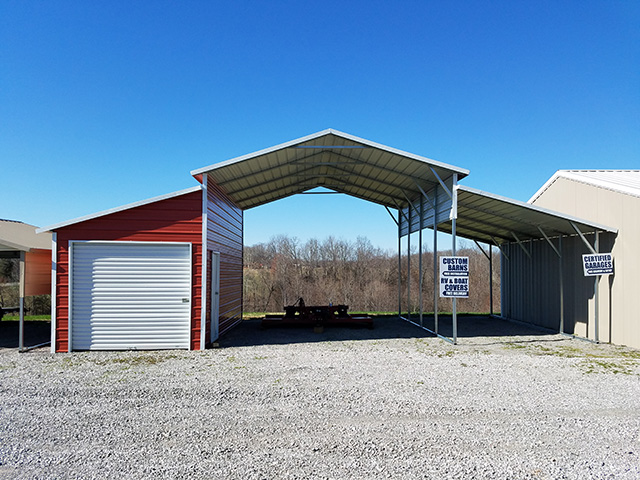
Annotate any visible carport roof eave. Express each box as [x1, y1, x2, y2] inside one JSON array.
[[0, 220, 52, 252], [454, 185, 618, 243], [190, 129, 470, 178]]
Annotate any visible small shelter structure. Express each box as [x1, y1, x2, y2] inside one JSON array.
[[0, 220, 52, 351]]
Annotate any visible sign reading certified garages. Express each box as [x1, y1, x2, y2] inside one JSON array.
[[582, 253, 614, 276], [70, 242, 192, 350]]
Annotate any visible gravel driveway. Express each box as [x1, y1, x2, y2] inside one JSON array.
[[1, 316, 639, 479]]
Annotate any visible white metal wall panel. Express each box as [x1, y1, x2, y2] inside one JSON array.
[[70, 242, 191, 350]]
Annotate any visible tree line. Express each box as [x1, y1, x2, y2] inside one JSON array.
[[244, 235, 500, 314]]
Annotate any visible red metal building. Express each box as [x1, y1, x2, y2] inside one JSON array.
[[41, 184, 242, 352]]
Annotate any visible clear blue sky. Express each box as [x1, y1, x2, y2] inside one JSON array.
[[2, 1, 638, 251]]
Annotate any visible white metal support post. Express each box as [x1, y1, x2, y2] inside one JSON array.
[[451, 174, 458, 344], [594, 231, 600, 343]]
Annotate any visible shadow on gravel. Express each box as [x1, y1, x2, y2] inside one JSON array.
[[0, 319, 51, 350], [218, 315, 559, 348]]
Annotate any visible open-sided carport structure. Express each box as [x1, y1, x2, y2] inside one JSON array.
[[41, 129, 617, 351], [0, 220, 52, 351], [192, 129, 616, 344]]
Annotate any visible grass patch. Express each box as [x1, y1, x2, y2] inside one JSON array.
[[503, 341, 640, 375], [1, 315, 51, 321]]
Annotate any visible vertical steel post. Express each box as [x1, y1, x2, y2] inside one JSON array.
[[398, 209, 402, 318], [419, 198, 424, 327], [489, 244, 493, 316], [407, 205, 411, 321], [451, 174, 458, 344], [434, 186, 439, 334], [559, 235, 564, 334], [19, 251, 26, 353], [594, 231, 600, 343]]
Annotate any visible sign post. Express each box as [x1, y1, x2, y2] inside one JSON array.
[[581, 249, 613, 344]]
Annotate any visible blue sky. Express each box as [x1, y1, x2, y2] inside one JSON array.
[[2, 1, 638, 251]]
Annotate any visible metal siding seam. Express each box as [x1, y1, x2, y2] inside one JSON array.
[[68, 241, 75, 352], [50, 233, 57, 354], [200, 177, 208, 350], [188, 242, 194, 350]]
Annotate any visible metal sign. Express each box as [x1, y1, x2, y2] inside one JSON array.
[[439, 256, 469, 298], [582, 253, 614, 276]]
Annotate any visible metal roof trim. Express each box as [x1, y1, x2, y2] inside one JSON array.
[[0, 220, 52, 251], [37, 185, 203, 233], [190, 129, 470, 178], [458, 185, 618, 234], [529, 170, 640, 203]]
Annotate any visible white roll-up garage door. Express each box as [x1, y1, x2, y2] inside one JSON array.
[[70, 242, 192, 351]]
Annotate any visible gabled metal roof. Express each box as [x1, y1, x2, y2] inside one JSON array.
[[440, 185, 617, 245], [191, 129, 469, 210], [529, 169, 640, 203]]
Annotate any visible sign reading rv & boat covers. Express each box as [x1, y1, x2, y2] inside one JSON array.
[[439, 256, 469, 298], [582, 253, 614, 276]]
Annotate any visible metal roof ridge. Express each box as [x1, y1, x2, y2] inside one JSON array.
[[190, 129, 470, 178], [458, 184, 618, 233], [190, 129, 335, 176], [36, 185, 203, 233], [529, 170, 640, 204]]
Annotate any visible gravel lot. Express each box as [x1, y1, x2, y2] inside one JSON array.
[[1, 316, 639, 479]]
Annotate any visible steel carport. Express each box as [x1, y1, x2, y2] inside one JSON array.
[[193, 129, 617, 344]]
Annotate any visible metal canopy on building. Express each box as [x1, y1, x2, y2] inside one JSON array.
[[438, 185, 617, 244], [191, 129, 470, 210]]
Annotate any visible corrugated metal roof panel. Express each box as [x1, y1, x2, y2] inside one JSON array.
[[191, 129, 470, 210], [438, 185, 617, 244]]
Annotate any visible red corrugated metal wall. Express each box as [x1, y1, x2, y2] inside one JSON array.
[[205, 177, 243, 340], [53, 191, 203, 352]]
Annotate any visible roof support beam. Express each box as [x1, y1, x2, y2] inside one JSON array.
[[429, 166, 452, 198], [511, 231, 532, 259], [474, 240, 491, 261], [318, 151, 438, 195], [402, 192, 420, 216], [385, 206, 399, 226], [414, 180, 435, 209], [392, 199, 410, 223], [491, 236, 510, 260], [223, 164, 322, 196], [538, 226, 561, 258], [570, 221, 597, 255], [319, 160, 424, 199], [212, 151, 326, 187]]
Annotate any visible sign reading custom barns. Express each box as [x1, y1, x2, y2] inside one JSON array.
[[582, 253, 614, 276], [439, 256, 469, 298]]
